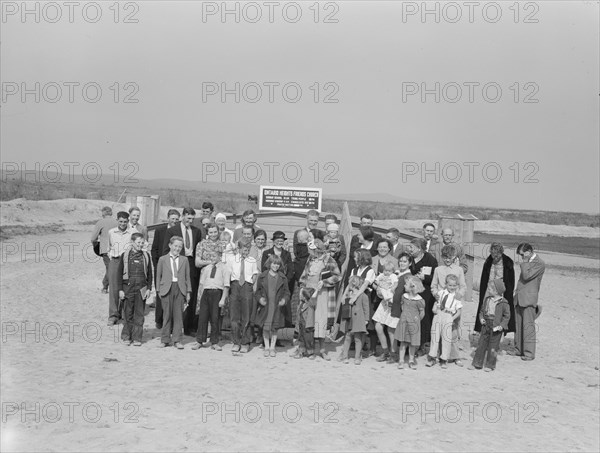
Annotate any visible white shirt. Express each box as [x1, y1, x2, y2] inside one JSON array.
[[169, 254, 179, 282], [225, 254, 258, 284], [437, 289, 463, 314]]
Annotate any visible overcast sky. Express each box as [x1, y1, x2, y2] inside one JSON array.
[[2, 1, 598, 213]]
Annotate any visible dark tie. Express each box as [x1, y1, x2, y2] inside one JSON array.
[[239, 257, 245, 286], [440, 293, 449, 311], [210, 264, 217, 279], [185, 227, 191, 249]]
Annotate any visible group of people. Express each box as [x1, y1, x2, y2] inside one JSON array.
[[91, 204, 545, 370]]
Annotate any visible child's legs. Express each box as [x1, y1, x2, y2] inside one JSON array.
[[196, 291, 211, 343], [408, 344, 417, 361], [270, 332, 278, 349], [121, 296, 134, 340], [207, 290, 222, 345], [375, 323, 388, 350], [239, 284, 254, 345], [486, 330, 502, 369], [132, 291, 145, 342], [387, 328, 396, 353], [448, 318, 461, 361], [472, 324, 491, 368], [161, 288, 174, 344], [428, 315, 441, 358], [368, 329, 378, 353], [228, 284, 242, 345], [262, 329, 271, 348], [354, 333, 365, 360], [341, 332, 352, 358], [297, 319, 307, 353], [170, 289, 185, 343], [440, 315, 454, 361], [304, 327, 315, 354], [398, 342, 408, 361]]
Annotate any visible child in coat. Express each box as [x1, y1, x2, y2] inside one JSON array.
[[291, 287, 317, 359], [338, 276, 371, 365], [469, 279, 510, 371]]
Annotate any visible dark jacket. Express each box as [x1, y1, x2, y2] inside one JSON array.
[[117, 249, 153, 292], [252, 271, 291, 329], [151, 224, 168, 271], [475, 253, 515, 333]]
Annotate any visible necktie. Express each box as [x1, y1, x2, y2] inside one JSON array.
[[185, 227, 190, 250], [171, 255, 178, 276], [440, 293, 449, 311], [239, 257, 245, 286], [210, 264, 217, 279]]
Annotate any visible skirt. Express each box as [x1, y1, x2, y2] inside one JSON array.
[[372, 301, 399, 329]]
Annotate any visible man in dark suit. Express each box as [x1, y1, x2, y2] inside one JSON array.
[[512, 243, 545, 361], [162, 207, 203, 335], [344, 216, 382, 285], [151, 209, 180, 329], [422, 222, 438, 254]]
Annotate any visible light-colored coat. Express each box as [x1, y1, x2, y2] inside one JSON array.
[[514, 255, 545, 307]]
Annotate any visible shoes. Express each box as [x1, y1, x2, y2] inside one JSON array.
[[376, 353, 389, 363], [354, 359, 362, 365], [270, 349, 276, 358], [107, 319, 117, 326], [467, 365, 481, 370], [231, 344, 241, 353], [387, 354, 397, 365], [291, 351, 304, 359], [484, 367, 494, 372], [157, 342, 168, 348], [174, 342, 184, 350], [521, 356, 534, 361], [507, 350, 522, 356], [408, 361, 417, 370], [101, 288, 109, 294], [453, 359, 464, 367], [440, 360, 448, 369], [264, 350, 270, 357], [425, 359, 435, 367], [308, 354, 317, 360], [398, 361, 404, 370], [336, 355, 346, 362], [211, 344, 222, 351], [122, 339, 132, 346], [320, 350, 330, 361], [132, 341, 142, 347], [191, 342, 202, 350], [240, 345, 249, 353]]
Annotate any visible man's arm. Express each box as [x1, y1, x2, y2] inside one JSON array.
[[90, 221, 102, 243], [520, 259, 545, 282]]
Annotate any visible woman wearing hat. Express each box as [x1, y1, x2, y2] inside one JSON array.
[[298, 239, 341, 360]]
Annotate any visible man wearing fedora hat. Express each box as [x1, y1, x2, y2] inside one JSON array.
[[512, 243, 545, 361], [261, 231, 294, 324]]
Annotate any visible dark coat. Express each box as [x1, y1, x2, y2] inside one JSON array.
[[252, 271, 291, 330], [161, 222, 203, 257], [478, 297, 511, 331], [475, 254, 515, 333], [261, 247, 294, 282], [151, 224, 168, 271]]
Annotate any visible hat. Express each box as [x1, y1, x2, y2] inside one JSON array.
[[492, 278, 506, 295], [215, 213, 226, 221], [272, 231, 287, 241], [308, 239, 326, 252]]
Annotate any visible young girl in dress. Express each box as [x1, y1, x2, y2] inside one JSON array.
[[253, 255, 290, 357], [395, 275, 426, 370], [338, 276, 371, 365], [372, 261, 399, 363]]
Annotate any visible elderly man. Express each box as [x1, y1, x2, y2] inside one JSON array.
[[151, 209, 180, 329], [432, 228, 468, 276], [475, 243, 515, 335], [511, 243, 545, 361], [90, 206, 117, 294]]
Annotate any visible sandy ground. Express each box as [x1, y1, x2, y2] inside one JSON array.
[[1, 206, 599, 451]]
